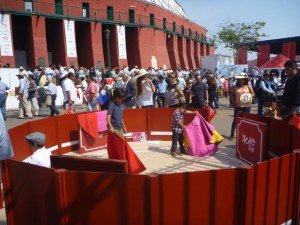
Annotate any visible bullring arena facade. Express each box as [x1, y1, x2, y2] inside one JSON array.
[[0, 0, 214, 70]]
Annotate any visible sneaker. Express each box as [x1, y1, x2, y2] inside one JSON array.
[[228, 136, 234, 141], [171, 151, 176, 157]]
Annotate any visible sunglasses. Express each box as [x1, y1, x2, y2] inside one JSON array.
[[170, 77, 176, 79]]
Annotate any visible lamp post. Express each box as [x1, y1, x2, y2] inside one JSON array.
[[104, 28, 111, 78]]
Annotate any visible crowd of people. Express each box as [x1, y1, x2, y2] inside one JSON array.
[[0, 61, 299, 145], [0, 58, 299, 162]]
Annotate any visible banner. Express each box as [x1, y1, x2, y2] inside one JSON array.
[[0, 14, 13, 56], [117, 25, 127, 59], [64, 20, 77, 58]]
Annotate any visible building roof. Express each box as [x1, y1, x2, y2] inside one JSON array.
[[245, 36, 300, 55]]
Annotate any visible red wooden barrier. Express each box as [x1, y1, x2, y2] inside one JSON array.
[[50, 155, 128, 173], [123, 108, 148, 132], [29, 117, 59, 153], [1, 160, 61, 225], [60, 172, 150, 225], [150, 169, 245, 225], [238, 112, 269, 124], [291, 127, 300, 151], [8, 123, 31, 161], [147, 108, 174, 141], [56, 113, 80, 154], [268, 117, 293, 156], [243, 154, 297, 225]]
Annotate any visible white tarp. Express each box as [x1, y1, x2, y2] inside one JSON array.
[[217, 65, 248, 77]]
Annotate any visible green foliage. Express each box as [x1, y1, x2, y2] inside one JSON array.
[[215, 21, 268, 51]]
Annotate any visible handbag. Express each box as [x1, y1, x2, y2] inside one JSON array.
[[46, 95, 52, 106]]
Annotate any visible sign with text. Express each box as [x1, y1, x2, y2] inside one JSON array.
[[0, 14, 13, 56], [64, 20, 77, 58], [236, 117, 267, 164], [117, 25, 127, 59]]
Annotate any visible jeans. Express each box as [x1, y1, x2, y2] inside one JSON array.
[[0, 94, 8, 119], [257, 97, 264, 115], [156, 93, 167, 108], [171, 130, 185, 152], [209, 93, 219, 108], [230, 106, 251, 137], [49, 94, 60, 116]]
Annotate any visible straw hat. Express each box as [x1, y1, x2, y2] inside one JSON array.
[[133, 69, 148, 79], [234, 73, 251, 81], [16, 71, 25, 77]]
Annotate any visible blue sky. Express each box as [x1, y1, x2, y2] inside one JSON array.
[[179, 0, 300, 58]]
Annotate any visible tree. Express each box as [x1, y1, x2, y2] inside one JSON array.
[[214, 21, 268, 64]]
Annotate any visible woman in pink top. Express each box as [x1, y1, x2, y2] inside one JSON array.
[[228, 74, 254, 140]]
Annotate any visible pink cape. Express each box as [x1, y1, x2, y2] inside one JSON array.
[[185, 113, 218, 157]]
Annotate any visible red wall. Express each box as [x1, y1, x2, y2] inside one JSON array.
[[5, 0, 214, 69], [282, 42, 296, 60], [257, 45, 270, 67]]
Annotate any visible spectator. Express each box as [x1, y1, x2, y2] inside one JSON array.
[[136, 69, 155, 108], [84, 74, 100, 111], [16, 71, 33, 119], [0, 77, 10, 120], [24, 132, 51, 168], [156, 75, 168, 108], [47, 78, 60, 116], [0, 112, 14, 159], [281, 60, 300, 121], [166, 72, 184, 108], [229, 75, 254, 140], [62, 72, 77, 110], [123, 72, 137, 108], [27, 74, 40, 117], [189, 75, 208, 108]]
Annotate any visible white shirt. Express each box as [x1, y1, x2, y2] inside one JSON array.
[[47, 83, 57, 95], [25, 147, 51, 168], [63, 78, 77, 102], [138, 80, 153, 106], [177, 76, 186, 91]]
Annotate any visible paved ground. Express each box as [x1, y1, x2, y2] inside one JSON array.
[[1, 97, 258, 224]]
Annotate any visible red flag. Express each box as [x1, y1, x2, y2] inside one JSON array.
[[78, 112, 98, 139], [107, 132, 146, 174]]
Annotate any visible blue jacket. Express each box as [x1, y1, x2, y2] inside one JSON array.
[[0, 112, 14, 160]]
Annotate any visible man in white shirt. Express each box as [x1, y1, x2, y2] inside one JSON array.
[[62, 72, 77, 110], [24, 132, 51, 168]]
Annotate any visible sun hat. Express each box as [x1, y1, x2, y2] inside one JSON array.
[[16, 71, 25, 77], [234, 73, 251, 81], [240, 93, 252, 107], [133, 69, 149, 79]]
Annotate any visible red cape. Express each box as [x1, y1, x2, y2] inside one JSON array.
[[107, 132, 146, 174]]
